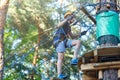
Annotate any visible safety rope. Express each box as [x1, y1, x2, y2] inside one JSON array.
[[5, 1, 101, 64]]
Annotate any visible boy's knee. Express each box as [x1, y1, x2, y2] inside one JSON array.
[[58, 53, 64, 60], [72, 40, 80, 46]]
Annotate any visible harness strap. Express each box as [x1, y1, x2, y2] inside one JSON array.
[[54, 34, 66, 41]]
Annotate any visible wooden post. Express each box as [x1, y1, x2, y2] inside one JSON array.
[[82, 57, 85, 64], [98, 70, 103, 80], [94, 49, 98, 62], [118, 69, 120, 79]]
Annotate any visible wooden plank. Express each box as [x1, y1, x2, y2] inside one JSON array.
[[83, 46, 120, 57], [79, 46, 120, 64], [82, 71, 98, 80], [83, 50, 93, 57], [81, 61, 120, 71], [98, 46, 120, 56], [82, 75, 98, 80]]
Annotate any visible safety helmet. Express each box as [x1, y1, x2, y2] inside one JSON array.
[[64, 11, 73, 18]]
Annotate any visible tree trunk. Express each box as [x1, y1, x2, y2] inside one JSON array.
[[98, 28, 119, 80], [31, 16, 42, 79], [0, 0, 9, 79], [96, 0, 119, 79], [103, 69, 118, 80]]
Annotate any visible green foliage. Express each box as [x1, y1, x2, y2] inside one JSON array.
[[4, 0, 99, 79]]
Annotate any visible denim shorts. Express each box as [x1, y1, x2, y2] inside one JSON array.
[[56, 39, 72, 53]]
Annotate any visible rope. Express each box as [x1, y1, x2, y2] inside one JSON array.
[[5, 2, 100, 64]]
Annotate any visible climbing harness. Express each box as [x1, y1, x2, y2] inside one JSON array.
[[53, 23, 70, 48]]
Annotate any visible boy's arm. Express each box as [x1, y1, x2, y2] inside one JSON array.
[[68, 32, 80, 39], [56, 19, 68, 28], [68, 30, 87, 39], [56, 15, 74, 28]]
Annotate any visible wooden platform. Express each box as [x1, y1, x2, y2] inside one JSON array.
[[83, 46, 120, 57], [81, 61, 120, 71], [79, 46, 120, 64], [78, 46, 120, 80]]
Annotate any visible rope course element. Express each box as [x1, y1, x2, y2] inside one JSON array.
[[5, 1, 103, 68], [7, 1, 120, 79]]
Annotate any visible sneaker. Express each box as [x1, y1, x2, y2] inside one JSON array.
[[70, 58, 78, 65], [57, 74, 67, 79]]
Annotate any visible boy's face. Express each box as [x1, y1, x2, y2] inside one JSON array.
[[66, 15, 76, 24]]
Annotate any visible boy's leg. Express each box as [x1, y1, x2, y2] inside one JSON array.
[[57, 52, 64, 75], [71, 40, 81, 58], [56, 41, 67, 79], [66, 39, 81, 65]]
